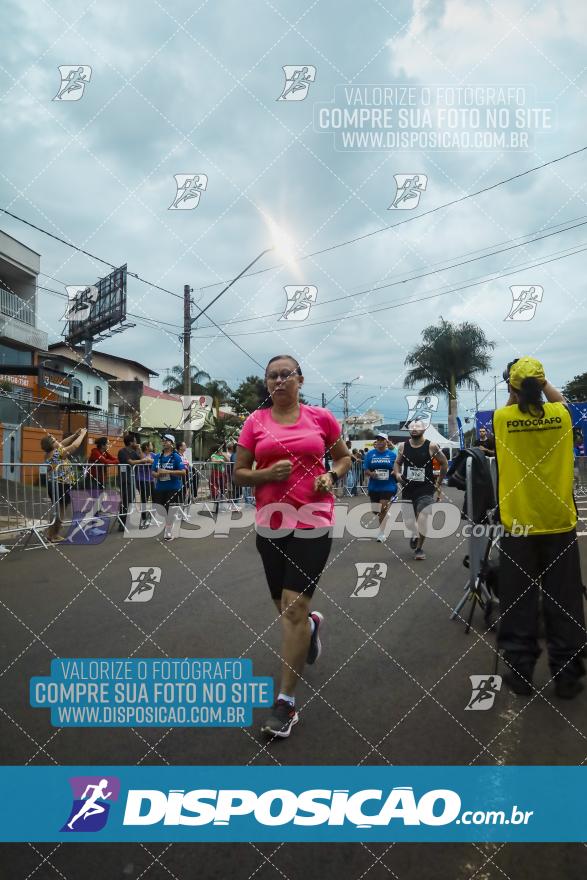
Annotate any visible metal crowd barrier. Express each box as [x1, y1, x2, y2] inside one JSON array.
[[0, 461, 254, 549], [0, 464, 57, 547], [575, 455, 587, 498], [341, 460, 369, 497]]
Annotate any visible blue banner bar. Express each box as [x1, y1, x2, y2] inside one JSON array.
[[0, 766, 585, 842]]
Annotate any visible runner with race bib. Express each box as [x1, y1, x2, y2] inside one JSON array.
[[394, 420, 447, 560], [363, 432, 398, 543]]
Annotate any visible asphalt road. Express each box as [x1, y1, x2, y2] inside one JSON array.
[[1, 489, 586, 879]]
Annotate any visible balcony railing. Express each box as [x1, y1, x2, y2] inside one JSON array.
[[87, 410, 126, 436], [0, 286, 35, 326], [0, 392, 127, 435]]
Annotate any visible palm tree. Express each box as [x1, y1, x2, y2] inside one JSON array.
[[203, 379, 232, 419], [162, 365, 211, 394], [403, 317, 495, 441]]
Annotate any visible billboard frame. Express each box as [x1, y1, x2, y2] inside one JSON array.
[[65, 264, 127, 344]]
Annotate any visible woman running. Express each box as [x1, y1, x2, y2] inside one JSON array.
[[234, 355, 351, 738]]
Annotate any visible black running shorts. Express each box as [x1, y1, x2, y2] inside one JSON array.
[[255, 530, 332, 600], [155, 488, 183, 511], [369, 490, 394, 503], [410, 493, 434, 517]]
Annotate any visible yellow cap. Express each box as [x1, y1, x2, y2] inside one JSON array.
[[509, 356, 545, 390]]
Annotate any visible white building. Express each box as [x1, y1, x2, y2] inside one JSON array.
[[346, 408, 384, 433], [0, 230, 47, 375]]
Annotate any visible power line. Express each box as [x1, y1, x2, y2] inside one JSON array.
[[192, 215, 587, 330], [195, 146, 587, 292], [1, 209, 183, 300], [37, 283, 184, 330], [37, 279, 264, 369], [191, 240, 587, 339]]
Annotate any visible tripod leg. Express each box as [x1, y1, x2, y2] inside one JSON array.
[[450, 581, 471, 620], [465, 591, 477, 635]]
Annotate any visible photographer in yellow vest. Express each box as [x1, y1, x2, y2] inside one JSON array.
[[493, 357, 586, 699]]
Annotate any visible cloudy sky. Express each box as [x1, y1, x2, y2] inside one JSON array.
[[1, 0, 586, 424]]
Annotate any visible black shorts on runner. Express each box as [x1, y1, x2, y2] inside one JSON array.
[[410, 493, 434, 517], [155, 488, 183, 511], [255, 530, 332, 600], [369, 490, 394, 503]]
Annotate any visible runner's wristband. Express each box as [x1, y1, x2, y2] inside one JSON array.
[[327, 470, 339, 484]]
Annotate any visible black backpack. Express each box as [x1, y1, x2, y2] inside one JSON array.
[[447, 448, 496, 523]]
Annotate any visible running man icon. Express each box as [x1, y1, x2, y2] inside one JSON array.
[[279, 285, 318, 321], [505, 285, 543, 321], [351, 562, 388, 598], [67, 780, 112, 830], [277, 65, 317, 101], [465, 675, 502, 710], [126, 566, 161, 602], [169, 174, 208, 210], [403, 394, 438, 429], [53, 66, 92, 101], [388, 174, 428, 210], [61, 775, 120, 832]]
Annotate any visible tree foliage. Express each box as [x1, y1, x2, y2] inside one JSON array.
[[403, 317, 494, 438], [562, 372, 587, 402], [162, 365, 211, 394]]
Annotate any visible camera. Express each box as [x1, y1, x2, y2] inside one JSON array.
[[502, 358, 520, 384]]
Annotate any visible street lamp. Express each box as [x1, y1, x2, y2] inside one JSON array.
[[184, 220, 300, 451], [190, 216, 298, 327]]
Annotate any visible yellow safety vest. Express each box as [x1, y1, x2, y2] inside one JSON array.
[[493, 402, 576, 535]]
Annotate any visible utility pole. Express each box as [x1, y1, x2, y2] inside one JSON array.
[[474, 387, 479, 413], [183, 283, 193, 451], [341, 381, 351, 440], [321, 392, 326, 407], [493, 376, 498, 410]]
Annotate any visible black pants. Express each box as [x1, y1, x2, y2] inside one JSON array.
[[498, 530, 587, 681], [137, 481, 153, 523], [119, 479, 135, 525], [155, 487, 183, 512]]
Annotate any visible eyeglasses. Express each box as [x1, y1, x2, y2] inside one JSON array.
[[266, 370, 298, 381]]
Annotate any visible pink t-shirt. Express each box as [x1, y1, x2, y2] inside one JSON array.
[[237, 404, 341, 529]]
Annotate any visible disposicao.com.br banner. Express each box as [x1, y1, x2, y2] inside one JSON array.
[[0, 766, 585, 843]]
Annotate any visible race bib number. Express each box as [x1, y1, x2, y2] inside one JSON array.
[[406, 466, 425, 482], [374, 469, 388, 481], [159, 472, 170, 482]]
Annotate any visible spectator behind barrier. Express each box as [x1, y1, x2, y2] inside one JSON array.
[[40, 428, 87, 543]]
